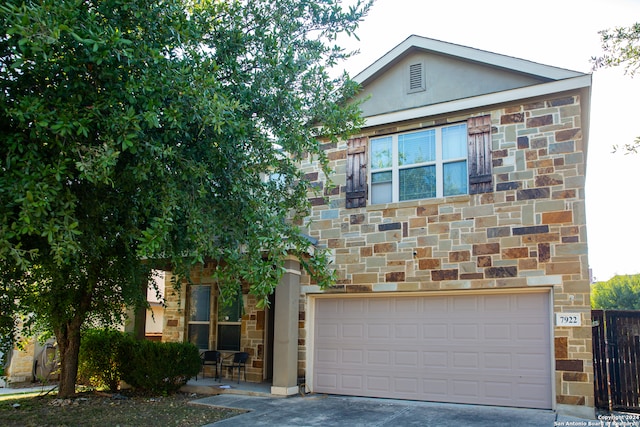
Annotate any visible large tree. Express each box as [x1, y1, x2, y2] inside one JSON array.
[[593, 22, 640, 153], [592, 274, 640, 310], [0, 0, 370, 397]]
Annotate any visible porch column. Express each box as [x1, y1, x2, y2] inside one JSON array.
[[271, 257, 301, 396]]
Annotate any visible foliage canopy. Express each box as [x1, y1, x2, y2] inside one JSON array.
[[591, 274, 640, 310], [0, 0, 370, 396], [592, 22, 640, 153]]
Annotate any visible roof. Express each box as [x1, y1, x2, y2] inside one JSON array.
[[350, 35, 592, 132], [354, 35, 586, 86]]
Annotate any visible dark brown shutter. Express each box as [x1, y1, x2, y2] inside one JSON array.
[[346, 136, 368, 209], [467, 115, 492, 195]]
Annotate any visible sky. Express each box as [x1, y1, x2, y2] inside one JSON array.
[[336, 0, 640, 282]]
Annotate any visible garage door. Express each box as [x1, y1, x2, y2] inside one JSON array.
[[313, 292, 552, 409]]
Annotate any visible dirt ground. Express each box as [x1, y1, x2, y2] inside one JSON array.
[[0, 388, 243, 427]]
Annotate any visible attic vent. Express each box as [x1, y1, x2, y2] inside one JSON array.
[[408, 62, 425, 93]]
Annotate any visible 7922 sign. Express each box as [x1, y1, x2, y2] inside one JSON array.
[[555, 313, 582, 327]]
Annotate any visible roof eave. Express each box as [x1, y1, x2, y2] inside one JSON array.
[[354, 35, 586, 87], [359, 74, 592, 129]]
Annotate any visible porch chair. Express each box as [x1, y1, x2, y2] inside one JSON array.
[[199, 350, 221, 381], [221, 352, 249, 384]]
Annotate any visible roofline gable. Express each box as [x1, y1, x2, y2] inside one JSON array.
[[353, 35, 587, 86]]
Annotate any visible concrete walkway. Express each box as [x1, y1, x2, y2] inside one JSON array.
[[2, 382, 601, 426], [193, 393, 570, 427], [0, 385, 57, 396]]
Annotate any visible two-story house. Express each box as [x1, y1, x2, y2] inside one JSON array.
[[163, 35, 593, 418]]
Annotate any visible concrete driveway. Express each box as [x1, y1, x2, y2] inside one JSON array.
[[193, 394, 567, 427]]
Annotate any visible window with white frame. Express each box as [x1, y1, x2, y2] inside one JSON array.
[[217, 287, 243, 351], [188, 285, 211, 350], [345, 115, 491, 209], [370, 123, 468, 203]]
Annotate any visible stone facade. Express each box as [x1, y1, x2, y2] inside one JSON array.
[[4, 340, 36, 385], [298, 94, 593, 412], [162, 265, 266, 383], [158, 36, 593, 416]]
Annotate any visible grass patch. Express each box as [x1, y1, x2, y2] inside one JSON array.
[[0, 390, 242, 426]]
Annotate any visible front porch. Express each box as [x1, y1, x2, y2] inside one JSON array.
[[163, 256, 304, 398]]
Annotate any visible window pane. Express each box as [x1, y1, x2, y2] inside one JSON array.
[[189, 286, 210, 322], [188, 324, 210, 350], [443, 161, 468, 196], [371, 171, 392, 184], [218, 325, 241, 351], [400, 166, 435, 200], [371, 171, 392, 204], [371, 137, 392, 170], [372, 183, 392, 204], [399, 130, 434, 165], [218, 292, 243, 322], [442, 124, 467, 160]]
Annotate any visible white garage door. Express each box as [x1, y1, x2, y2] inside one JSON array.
[[313, 292, 552, 409]]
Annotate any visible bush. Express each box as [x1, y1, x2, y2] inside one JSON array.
[[78, 329, 133, 391], [119, 340, 201, 395], [78, 328, 200, 395]]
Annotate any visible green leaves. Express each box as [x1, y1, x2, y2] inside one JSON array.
[[592, 274, 640, 310], [593, 23, 640, 76], [1, 0, 369, 395], [593, 22, 640, 153]]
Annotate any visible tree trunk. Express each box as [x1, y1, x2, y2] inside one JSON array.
[[55, 320, 83, 398], [134, 279, 147, 340]]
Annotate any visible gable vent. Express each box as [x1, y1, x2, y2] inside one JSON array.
[[408, 62, 425, 93]]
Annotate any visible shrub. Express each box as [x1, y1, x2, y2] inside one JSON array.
[[119, 340, 201, 395], [78, 329, 132, 391]]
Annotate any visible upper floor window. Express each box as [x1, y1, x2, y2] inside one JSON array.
[[370, 124, 468, 204], [345, 115, 492, 209]]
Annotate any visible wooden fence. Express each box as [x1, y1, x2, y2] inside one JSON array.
[[592, 310, 640, 412]]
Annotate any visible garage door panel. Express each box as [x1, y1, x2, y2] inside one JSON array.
[[317, 323, 338, 339], [485, 381, 514, 399], [484, 352, 513, 370], [452, 351, 480, 368], [368, 375, 391, 391], [341, 374, 363, 390], [367, 350, 391, 365], [316, 372, 338, 388], [342, 323, 364, 338], [484, 295, 512, 311], [316, 348, 338, 364], [395, 298, 419, 313], [395, 376, 419, 393], [483, 323, 512, 340], [366, 323, 391, 339], [452, 323, 479, 340], [453, 296, 480, 312], [516, 353, 549, 374], [317, 299, 340, 314], [342, 349, 363, 364], [422, 296, 449, 312], [452, 379, 480, 398], [423, 323, 448, 339], [313, 293, 552, 409], [342, 298, 365, 312], [395, 323, 419, 339], [517, 293, 547, 311]]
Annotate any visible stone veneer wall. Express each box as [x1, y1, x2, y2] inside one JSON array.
[[298, 93, 593, 409], [162, 264, 266, 382], [4, 340, 36, 385]]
